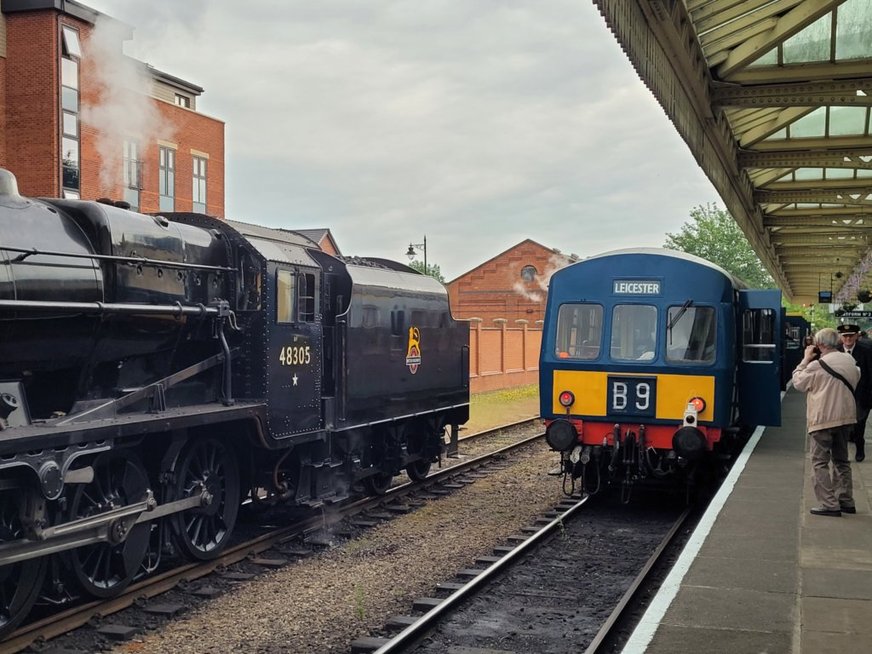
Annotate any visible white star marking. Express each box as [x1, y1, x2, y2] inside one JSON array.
[[292, 373, 298, 386]]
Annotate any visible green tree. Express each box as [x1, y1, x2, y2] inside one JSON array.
[[664, 204, 775, 289], [409, 260, 445, 283]]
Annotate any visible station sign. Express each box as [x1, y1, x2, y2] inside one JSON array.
[[613, 280, 660, 295]]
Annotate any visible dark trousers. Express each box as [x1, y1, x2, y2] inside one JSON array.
[[810, 426, 853, 511], [853, 405, 868, 461], [852, 416, 867, 445]]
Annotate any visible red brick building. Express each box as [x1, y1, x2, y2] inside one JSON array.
[[296, 229, 342, 257], [446, 239, 578, 325], [0, 0, 225, 215]]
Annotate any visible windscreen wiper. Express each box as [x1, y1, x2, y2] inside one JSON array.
[[667, 299, 694, 333]]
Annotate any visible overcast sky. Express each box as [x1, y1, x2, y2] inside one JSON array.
[[83, 0, 720, 281]]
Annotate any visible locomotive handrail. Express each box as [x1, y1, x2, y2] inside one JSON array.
[[0, 299, 223, 318], [1, 245, 237, 272]]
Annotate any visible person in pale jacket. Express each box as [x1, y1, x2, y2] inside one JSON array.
[[792, 327, 859, 517]]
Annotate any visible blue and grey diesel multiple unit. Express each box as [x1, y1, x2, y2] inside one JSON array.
[[539, 248, 782, 500]]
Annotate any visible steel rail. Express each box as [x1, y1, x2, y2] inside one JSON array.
[[456, 415, 540, 444], [371, 495, 591, 654], [582, 506, 692, 654], [2, 428, 545, 652]]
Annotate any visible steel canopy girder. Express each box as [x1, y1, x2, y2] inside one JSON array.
[[776, 238, 866, 243], [739, 148, 872, 169], [766, 206, 872, 218], [756, 189, 872, 205], [764, 216, 871, 227], [752, 135, 872, 151], [713, 79, 872, 108], [727, 60, 872, 84], [767, 178, 872, 192]]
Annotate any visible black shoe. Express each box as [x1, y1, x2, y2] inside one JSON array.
[[840, 505, 857, 514], [810, 507, 842, 517], [857, 444, 865, 462]]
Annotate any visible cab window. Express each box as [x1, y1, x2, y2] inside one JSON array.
[[276, 270, 295, 323], [555, 303, 603, 360], [666, 305, 716, 363], [611, 304, 657, 361], [297, 271, 317, 322], [742, 308, 776, 362]]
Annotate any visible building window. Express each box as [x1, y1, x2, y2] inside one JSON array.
[[174, 93, 191, 108], [62, 138, 79, 189], [60, 26, 81, 197], [61, 26, 82, 58], [159, 146, 175, 212], [520, 265, 537, 282], [123, 141, 142, 211], [192, 156, 207, 213]]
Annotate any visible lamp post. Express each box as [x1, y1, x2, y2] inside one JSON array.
[[406, 236, 427, 275]]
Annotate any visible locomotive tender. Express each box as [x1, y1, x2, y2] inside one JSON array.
[[540, 248, 782, 499], [0, 170, 469, 634]]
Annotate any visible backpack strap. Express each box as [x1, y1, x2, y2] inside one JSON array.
[[819, 359, 857, 395]]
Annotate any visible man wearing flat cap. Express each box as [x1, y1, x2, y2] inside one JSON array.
[[837, 323, 872, 461]]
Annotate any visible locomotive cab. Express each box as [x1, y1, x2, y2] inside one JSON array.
[[539, 248, 782, 498]]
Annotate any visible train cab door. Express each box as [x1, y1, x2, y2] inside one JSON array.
[[268, 266, 323, 436], [737, 289, 783, 426]]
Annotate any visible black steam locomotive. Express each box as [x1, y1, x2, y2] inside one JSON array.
[[0, 170, 469, 635]]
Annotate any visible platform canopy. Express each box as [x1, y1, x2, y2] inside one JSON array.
[[596, 0, 872, 304]]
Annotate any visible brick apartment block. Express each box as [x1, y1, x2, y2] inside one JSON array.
[[0, 0, 225, 215]]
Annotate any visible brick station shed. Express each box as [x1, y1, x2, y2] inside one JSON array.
[[446, 239, 577, 325], [447, 239, 578, 393]]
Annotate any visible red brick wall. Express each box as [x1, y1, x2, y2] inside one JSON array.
[[0, 57, 8, 165], [468, 319, 543, 393], [447, 240, 572, 326], [4, 11, 60, 195], [112, 104, 225, 217], [78, 26, 225, 216], [0, 9, 225, 216]]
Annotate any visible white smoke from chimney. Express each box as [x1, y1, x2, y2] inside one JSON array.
[[536, 253, 573, 292], [512, 252, 573, 303], [513, 281, 543, 303], [80, 17, 173, 194]]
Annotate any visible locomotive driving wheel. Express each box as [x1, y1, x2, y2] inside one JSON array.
[[65, 452, 151, 598], [405, 459, 431, 482], [170, 438, 240, 560], [363, 471, 393, 496], [405, 420, 435, 482], [0, 490, 46, 638]]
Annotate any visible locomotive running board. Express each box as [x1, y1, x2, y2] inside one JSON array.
[[56, 352, 228, 425]]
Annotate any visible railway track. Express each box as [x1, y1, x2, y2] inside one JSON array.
[[2, 419, 543, 653], [351, 495, 692, 654]]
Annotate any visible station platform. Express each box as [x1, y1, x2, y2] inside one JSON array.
[[622, 387, 872, 654]]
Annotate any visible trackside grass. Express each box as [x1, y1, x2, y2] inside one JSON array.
[[463, 383, 540, 435]]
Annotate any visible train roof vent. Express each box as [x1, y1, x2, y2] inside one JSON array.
[[0, 169, 20, 197]]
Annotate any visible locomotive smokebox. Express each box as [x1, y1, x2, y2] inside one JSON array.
[[0, 195, 234, 418]]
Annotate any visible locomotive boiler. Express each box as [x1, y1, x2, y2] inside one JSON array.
[[0, 170, 469, 635], [539, 248, 782, 501]]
